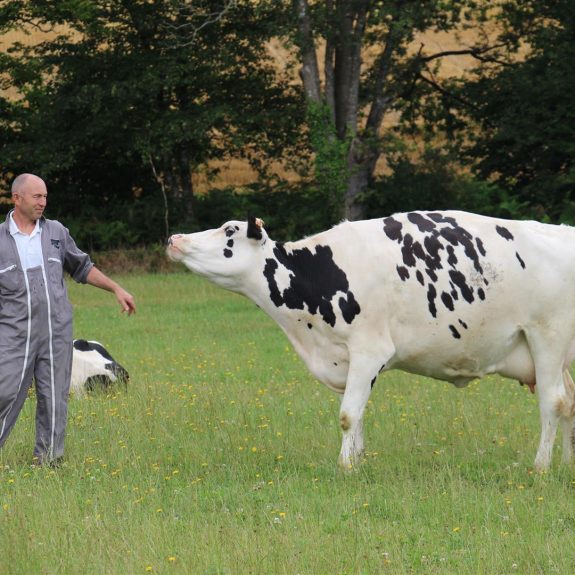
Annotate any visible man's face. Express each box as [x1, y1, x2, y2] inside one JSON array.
[[14, 180, 47, 221]]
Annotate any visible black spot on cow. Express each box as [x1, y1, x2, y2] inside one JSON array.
[[223, 231, 236, 257], [441, 292, 455, 311], [396, 265, 410, 281], [307, 323, 313, 329], [416, 270, 425, 286], [383, 217, 403, 243], [371, 376, 377, 389], [319, 300, 337, 327], [263, 259, 283, 307], [446, 245, 458, 267], [478, 288, 486, 301], [423, 234, 444, 271], [449, 270, 474, 304], [224, 226, 236, 238], [408, 212, 437, 233], [496, 225, 514, 241], [449, 325, 462, 339], [427, 213, 457, 226], [427, 283, 438, 318], [516, 252, 526, 269], [401, 234, 417, 267], [425, 267, 438, 282], [339, 292, 361, 325], [475, 237, 486, 257], [458, 319, 468, 329], [449, 282, 459, 301], [263, 243, 361, 327], [413, 241, 426, 263]]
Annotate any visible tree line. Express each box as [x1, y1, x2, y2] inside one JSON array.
[[0, 0, 573, 249]]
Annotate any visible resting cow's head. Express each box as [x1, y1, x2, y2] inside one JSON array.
[[167, 216, 268, 290]]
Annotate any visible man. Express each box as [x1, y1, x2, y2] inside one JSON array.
[[0, 173, 136, 464]]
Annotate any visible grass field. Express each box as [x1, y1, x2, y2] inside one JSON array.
[[1, 272, 575, 574]]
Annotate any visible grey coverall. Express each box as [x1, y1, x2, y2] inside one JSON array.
[[0, 212, 93, 462]]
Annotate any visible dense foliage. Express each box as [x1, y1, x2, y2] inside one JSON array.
[[462, 1, 575, 222], [412, 0, 575, 223], [0, 0, 303, 246], [1, 1, 574, 247]]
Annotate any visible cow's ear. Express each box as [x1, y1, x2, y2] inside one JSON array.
[[247, 214, 264, 240]]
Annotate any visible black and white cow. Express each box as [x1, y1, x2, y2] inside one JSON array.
[[167, 212, 575, 471], [70, 339, 129, 396]]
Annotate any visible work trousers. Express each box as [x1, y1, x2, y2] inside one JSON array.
[[0, 266, 73, 462]]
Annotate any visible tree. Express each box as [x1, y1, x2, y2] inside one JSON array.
[[452, 0, 575, 222], [0, 1, 302, 240], [285, 0, 507, 220]]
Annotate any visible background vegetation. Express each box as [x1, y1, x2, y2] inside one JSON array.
[[1, 273, 575, 574], [1, 1, 574, 250]]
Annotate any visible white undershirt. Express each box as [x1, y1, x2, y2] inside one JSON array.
[[9, 212, 44, 270]]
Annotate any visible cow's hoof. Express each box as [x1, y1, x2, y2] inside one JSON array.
[[337, 453, 365, 473]]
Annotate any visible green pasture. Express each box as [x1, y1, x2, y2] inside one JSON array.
[[1, 273, 574, 574]]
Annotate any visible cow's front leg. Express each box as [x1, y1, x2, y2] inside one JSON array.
[[338, 359, 381, 471]]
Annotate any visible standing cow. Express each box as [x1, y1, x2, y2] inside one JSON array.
[[167, 212, 575, 471]]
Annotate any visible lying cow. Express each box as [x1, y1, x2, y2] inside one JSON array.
[[167, 212, 575, 471], [70, 339, 129, 396]]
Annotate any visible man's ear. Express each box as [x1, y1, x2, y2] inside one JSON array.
[[247, 214, 264, 240]]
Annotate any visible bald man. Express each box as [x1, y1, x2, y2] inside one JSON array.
[[0, 173, 136, 465]]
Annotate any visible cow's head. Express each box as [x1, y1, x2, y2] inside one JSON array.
[[167, 216, 268, 290]]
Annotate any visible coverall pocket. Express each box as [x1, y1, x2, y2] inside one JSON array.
[[0, 263, 20, 293], [47, 258, 65, 294]]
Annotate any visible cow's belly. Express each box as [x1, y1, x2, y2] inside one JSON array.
[[392, 327, 536, 387]]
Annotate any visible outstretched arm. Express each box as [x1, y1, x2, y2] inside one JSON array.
[[86, 266, 136, 315]]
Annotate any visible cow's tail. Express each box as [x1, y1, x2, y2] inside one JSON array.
[[558, 371, 575, 419]]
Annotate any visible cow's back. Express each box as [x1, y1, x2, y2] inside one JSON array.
[[307, 211, 575, 385]]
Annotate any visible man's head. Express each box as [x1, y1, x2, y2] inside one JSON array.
[[11, 173, 47, 223]]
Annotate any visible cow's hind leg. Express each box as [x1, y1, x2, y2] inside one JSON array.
[[533, 372, 563, 471], [536, 369, 575, 468], [527, 332, 573, 471], [559, 371, 575, 465]]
